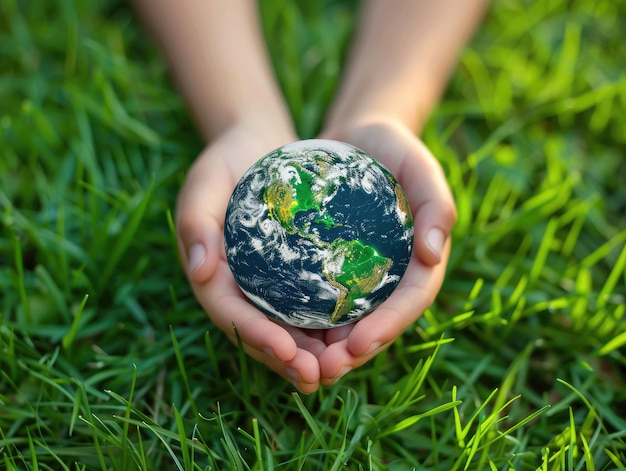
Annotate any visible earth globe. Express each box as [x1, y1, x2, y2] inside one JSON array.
[[224, 139, 414, 329]]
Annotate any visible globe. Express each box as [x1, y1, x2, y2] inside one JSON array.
[[224, 139, 414, 329]]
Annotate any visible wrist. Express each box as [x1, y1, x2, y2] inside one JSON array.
[[323, 86, 427, 137], [194, 94, 296, 144], [219, 111, 298, 152], [323, 0, 488, 138], [321, 112, 412, 143]]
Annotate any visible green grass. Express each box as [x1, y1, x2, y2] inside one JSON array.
[[1, 0, 625, 469]]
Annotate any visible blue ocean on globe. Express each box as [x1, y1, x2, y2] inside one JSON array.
[[224, 139, 414, 329]]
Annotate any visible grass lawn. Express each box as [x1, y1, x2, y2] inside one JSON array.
[[1, 0, 625, 469]]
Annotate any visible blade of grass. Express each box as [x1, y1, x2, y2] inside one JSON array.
[[529, 218, 559, 284], [35, 264, 68, 322], [174, 405, 191, 471], [62, 294, 89, 351], [75, 381, 107, 471], [26, 428, 39, 471], [143, 421, 184, 471], [595, 326, 626, 357], [252, 418, 263, 470], [567, 407, 576, 471], [121, 365, 139, 471], [169, 326, 199, 418], [292, 392, 329, 450], [97, 177, 154, 293], [13, 235, 31, 324], [204, 330, 219, 373], [485, 405, 551, 449], [596, 241, 626, 309], [234, 325, 251, 404], [216, 403, 249, 471], [605, 448, 626, 468], [577, 229, 626, 272], [379, 400, 462, 438]]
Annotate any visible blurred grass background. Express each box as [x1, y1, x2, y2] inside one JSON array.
[[1, 0, 625, 469]]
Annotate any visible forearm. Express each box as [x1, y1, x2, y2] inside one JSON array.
[[325, 0, 488, 133], [132, 0, 293, 141]]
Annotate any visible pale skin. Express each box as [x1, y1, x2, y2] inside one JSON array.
[[133, 0, 488, 393]]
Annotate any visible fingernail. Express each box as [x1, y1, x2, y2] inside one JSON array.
[[263, 347, 277, 359], [334, 366, 352, 379], [188, 243, 206, 275], [364, 341, 382, 356], [328, 366, 352, 385], [285, 368, 300, 381], [425, 228, 445, 259]]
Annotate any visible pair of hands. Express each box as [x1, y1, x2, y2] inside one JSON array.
[[176, 118, 456, 393]]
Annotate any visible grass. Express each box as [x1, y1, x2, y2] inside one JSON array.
[[1, 0, 625, 469]]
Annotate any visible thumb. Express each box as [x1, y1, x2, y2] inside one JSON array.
[[412, 197, 457, 266], [387, 130, 457, 267], [175, 155, 232, 283], [176, 214, 222, 283]]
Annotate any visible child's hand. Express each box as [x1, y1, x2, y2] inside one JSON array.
[[175, 118, 456, 390], [175, 123, 327, 393], [316, 119, 457, 385]]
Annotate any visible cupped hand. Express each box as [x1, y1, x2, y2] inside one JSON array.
[[176, 118, 456, 391], [316, 118, 457, 385], [175, 122, 328, 393]]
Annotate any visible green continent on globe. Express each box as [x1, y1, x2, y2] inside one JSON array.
[[264, 181, 298, 233], [394, 182, 414, 228], [264, 162, 335, 234], [262, 157, 393, 324], [323, 240, 393, 323]]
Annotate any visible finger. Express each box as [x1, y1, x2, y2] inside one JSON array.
[[176, 155, 233, 282], [391, 132, 457, 266], [412, 197, 457, 266], [243, 343, 322, 393], [318, 339, 359, 385], [199, 267, 324, 392], [193, 261, 300, 362], [318, 258, 448, 383], [197, 261, 331, 362], [283, 349, 322, 392], [284, 326, 329, 358], [346, 240, 450, 358], [176, 217, 222, 283], [225, 315, 325, 392], [324, 324, 354, 346]]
